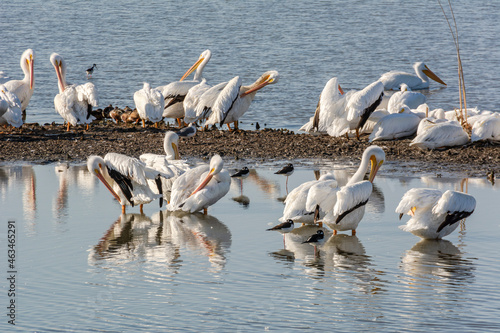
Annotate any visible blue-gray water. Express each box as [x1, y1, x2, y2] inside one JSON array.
[[1, 1, 499, 130], [1, 163, 500, 332]]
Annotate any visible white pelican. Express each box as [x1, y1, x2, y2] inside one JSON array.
[[471, 113, 500, 142], [317, 146, 385, 235], [158, 50, 211, 126], [368, 106, 422, 142], [0, 85, 23, 128], [280, 172, 336, 225], [133, 82, 164, 128], [184, 80, 228, 124], [167, 154, 230, 214], [386, 83, 426, 113], [345, 80, 384, 139], [139, 131, 190, 203], [267, 219, 295, 247], [50, 53, 99, 131], [299, 77, 345, 133], [205, 70, 279, 131], [396, 188, 476, 239], [87, 153, 164, 214], [410, 119, 469, 149], [0, 49, 35, 113], [379, 62, 447, 90]]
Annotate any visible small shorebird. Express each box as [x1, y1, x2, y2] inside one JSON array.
[[302, 229, 325, 256], [86, 64, 97, 78], [275, 163, 294, 193], [267, 219, 294, 247], [177, 123, 197, 137]]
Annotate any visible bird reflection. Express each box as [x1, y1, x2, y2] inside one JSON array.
[[230, 168, 251, 208], [400, 239, 475, 285], [283, 225, 330, 260], [246, 168, 280, 196], [90, 210, 231, 272]]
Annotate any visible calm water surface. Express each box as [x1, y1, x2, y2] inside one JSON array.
[[1, 163, 499, 332], [1, 1, 499, 130]]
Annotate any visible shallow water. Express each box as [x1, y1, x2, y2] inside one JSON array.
[[1, 162, 499, 331], [1, 1, 499, 130]]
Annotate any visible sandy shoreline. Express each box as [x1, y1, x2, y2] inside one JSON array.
[[0, 122, 498, 178]]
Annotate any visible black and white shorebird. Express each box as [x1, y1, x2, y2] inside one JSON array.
[[301, 229, 325, 256], [267, 219, 295, 247], [86, 64, 97, 78], [275, 163, 294, 193], [176, 123, 197, 138], [231, 166, 250, 194]]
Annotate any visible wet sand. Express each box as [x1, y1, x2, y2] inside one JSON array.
[[0, 122, 498, 178]]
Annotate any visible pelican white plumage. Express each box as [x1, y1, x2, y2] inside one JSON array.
[[87, 153, 164, 214], [140, 131, 190, 203], [387, 83, 426, 113], [184, 81, 228, 124], [471, 113, 500, 142], [168, 154, 230, 214], [0, 85, 23, 128], [396, 188, 476, 239], [318, 146, 385, 235], [368, 106, 422, 142], [158, 50, 211, 126], [0, 49, 35, 113], [299, 77, 346, 133], [280, 173, 337, 225], [379, 62, 447, 90], [345, 80, 384, 139], [410, 119, 469, 149], [50, 53, 99, 131], [133, 82, 164, 128], [205, 71, 279, 130]]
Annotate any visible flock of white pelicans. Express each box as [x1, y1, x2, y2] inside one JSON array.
[[1, 48, 484, 247]]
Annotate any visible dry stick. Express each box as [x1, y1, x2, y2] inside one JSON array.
[[438, 0, 469, 132]]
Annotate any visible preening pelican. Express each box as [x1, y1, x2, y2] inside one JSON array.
[[158, 50, 211, 126], [0, 85, 23, 128], [184, 80, 228, 124], [379, 62, 446, 90], [387, 83, 426, 113], [0, 49, 35, 113], [345, 80, 384, 139], [396, 188, 476, 239], [205, 70, 279, 130], [368, 106, 422, 142], [280, 172, 336, 225], [410, 119, 469, 149], [299, 77, 345, 133], [87, 153, 163, 214], [168, 154, 230, 214], [318, 146, 385, 235], [471, 113, 500, 142], [133, 82, 164, 127], [140, 131, 190, 203], [50, 53, 99, 131]]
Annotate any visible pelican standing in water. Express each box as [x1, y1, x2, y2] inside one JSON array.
[[311, 146, 385, 235], [205, 70, 279, 131], [50, 53, 99, 131], [168, 154, 230, 214], [396, 188, 476, 239], [379, 62, 447, 90], [140, 131, 190, 203], [159, 50, 212, 127], [1, 49, 35, 116], [133, 82, 164, 128], [87, 153, 164, 214]]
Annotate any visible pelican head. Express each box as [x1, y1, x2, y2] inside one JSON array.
[[180, 49, 212, 81], [362, 145, 385, 183], [163, 131, 180, 160], [21, 49, 35, 90], [87, 155, 121, 202], [189, 154, 224, 197], [414, 62, 446, 86], [241, 70, 280, 97], [49, 53, 67, 92], [399, 83, 410, 92]]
